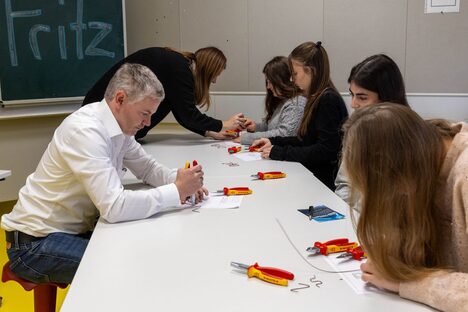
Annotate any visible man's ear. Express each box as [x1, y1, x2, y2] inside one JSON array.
[[114, 90, 126, 111]]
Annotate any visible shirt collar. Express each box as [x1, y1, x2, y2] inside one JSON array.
[[97, 99, 124, 138]]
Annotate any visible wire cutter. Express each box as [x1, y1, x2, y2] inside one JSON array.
[[248, 146, 261, 152], [225, 129, 240, 137], [184, 160, 199, 203], [230, 262, 294, 286], [215, 187, 252, 196], [251, 171, 286, 180], [184, 160, 198, 169], [306, 238, 358, 256], [336, 245, 367, 261], [228, 146, 242, 154]]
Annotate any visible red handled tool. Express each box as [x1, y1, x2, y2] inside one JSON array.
[[183, 160, 199, 204], [231, 262, 294, 286], [248, 146, 261, 152], [228, 146, 242, 154], [251, 171, 286, 180], [215, 187, 252, 196], [184, 160, 198, 169], [336, 245, 367, 261], [306, 238, 358, 256], [225, 129, 241, 137]]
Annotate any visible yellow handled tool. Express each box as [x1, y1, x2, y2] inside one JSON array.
[[231, 262, 293, 286]]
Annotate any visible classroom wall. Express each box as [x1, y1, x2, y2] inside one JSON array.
[[0, 116, 66, 202], [1, 0, 467, 202], [125, 0, 468, 94]]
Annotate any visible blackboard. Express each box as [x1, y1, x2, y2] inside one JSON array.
[[0, 0, 125, 103]]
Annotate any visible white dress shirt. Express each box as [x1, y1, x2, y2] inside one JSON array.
[[2, 100, 181, 237]]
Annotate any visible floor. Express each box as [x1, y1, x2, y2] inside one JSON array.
[[0, 203, 69, 312]]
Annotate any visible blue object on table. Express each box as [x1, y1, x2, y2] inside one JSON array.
[[298, 205, 344, 222]]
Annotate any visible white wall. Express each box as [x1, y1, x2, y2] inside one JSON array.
[[1, 93, 466, 202]]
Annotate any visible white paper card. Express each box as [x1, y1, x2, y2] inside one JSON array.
[[323, 254, 383, 295], [234, 152, 262, 162]]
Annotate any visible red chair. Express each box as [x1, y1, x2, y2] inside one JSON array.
[[2, 262, 68, 312]]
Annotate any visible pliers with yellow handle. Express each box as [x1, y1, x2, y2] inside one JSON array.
[[306, 238, 358, 256], [251, 171, 286, 180], [231, 262, 294, 286], [215, 187, 252, 196]]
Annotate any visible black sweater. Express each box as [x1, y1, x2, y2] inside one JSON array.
[[269, 90, 348, 190], [82, 47, 223, 138]]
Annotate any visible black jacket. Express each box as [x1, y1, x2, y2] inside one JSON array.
[[269, 89, 348, 190], [82, 47, 223, 138]]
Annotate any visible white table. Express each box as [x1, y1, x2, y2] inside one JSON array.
[[0, 170, 11, 181], [61, 132, 434, 312]]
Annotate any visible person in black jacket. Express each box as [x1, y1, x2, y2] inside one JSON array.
[[83, 47, 245, 139], [251, 41, 348, 190]]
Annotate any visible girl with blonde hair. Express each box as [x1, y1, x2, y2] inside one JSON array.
[[343, 103, 468, 311]]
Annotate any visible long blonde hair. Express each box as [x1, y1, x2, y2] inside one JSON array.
[[289, 41, 338, 138], [342, 104, 453, 282], [165, 47, 226, 110]]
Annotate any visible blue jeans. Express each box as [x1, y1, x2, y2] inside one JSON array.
[[7, 232, 90, 284]]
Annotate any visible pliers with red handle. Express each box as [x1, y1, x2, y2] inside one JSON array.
[[214, 187, 252, 196], [251, 171, 286, 180], [228, 146, 242, 154], [231, 262, 294, 286], [306, 238, 358, 256], [336, 245, 367, 261]]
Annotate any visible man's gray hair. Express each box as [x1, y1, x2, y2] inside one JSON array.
[[104, 63, 165, 103]]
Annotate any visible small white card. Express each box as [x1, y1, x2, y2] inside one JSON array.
[[323, 254, 382, 295], [234, 152, 262, 162], [180, 193, 243, 209]]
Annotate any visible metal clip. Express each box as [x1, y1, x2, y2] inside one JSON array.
[[290, 283, 310, 292]]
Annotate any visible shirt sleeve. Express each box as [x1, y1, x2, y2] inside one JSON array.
[[240, 97, 306, 145], [399, 162, 468, 311], [269, 93, 346, 164], [166, 65, 223, 136], [399, 271, 468, 311], [335, 163, 351, 201], [60, 127, 181, 224]]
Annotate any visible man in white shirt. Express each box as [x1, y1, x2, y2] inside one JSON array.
[[2, 63, 207, 284]]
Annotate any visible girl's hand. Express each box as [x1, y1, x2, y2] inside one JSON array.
[[361, 260, 400, 293], [205, 131, 235, 140], [223, 113, 247, 130], [251, 138, 271, 149], [244, 118, 256, 132]]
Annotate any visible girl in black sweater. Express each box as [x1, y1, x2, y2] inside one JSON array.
[[251, 41, 348, 190], [83, 47, 245, 139]]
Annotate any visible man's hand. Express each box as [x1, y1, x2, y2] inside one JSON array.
[[361, 260, 400, 293], [174, 165, 204, 203], [194, 187, 209, 203]]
